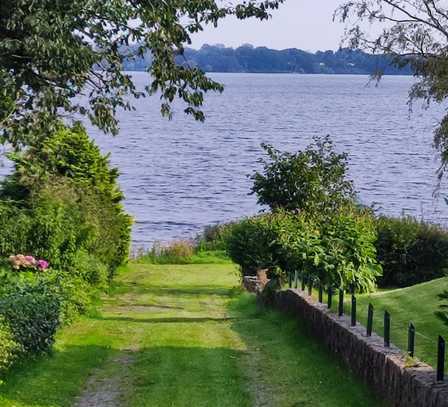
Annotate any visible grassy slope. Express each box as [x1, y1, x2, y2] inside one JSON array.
[[355, 277, 448, 368], [0, 263, 381, 407]]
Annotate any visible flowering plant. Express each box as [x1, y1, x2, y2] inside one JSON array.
[[8, 255, 49, 271]]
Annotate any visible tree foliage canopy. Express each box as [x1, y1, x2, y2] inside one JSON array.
[[336, 0, 448, 175], [0, 0, 283, 147], [250, 136, 355, 214]]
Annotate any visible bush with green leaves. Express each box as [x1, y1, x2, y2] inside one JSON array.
[[225, 215, 283, 276], [70, 251, 109, 289], [319, 209, 381, 292], [6, 123, 123, 203], [250, 136, 355, 214], [0, 123, 132, 277], [0, 317, 22, 375], [226, 209, 382, 292], [0, 278, 61, 354], [375, 216, 448, 287], [196, 223, 236, 251], [0, 123, 132, 373]]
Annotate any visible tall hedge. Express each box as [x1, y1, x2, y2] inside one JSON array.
[[0, 123, 132, 277], [226, 209, 382, 292], [375, 216, 448, 287]]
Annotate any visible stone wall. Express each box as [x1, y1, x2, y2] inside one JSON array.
[[268, 288, 448, 407]]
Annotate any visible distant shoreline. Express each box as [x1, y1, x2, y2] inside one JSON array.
[[122, 45, 413, 76], [124, 70, 412, 76]]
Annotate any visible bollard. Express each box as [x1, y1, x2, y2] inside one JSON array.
[[294, 270, 298, 289], [288, 272, 292, 288], [366, 304, 373, 337], [338, 288, 344, 317], [308, 278, 313, 296], [301, 274, 306, 291], [318, 283, 323, 303], [437, 336, 445, 382], [327, 286, 333, 309], [384, 311, 391, 347], [351, 294, 356, 327], [408, 323, 415, 358]]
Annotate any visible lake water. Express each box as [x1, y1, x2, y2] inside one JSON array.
[[86, 73, 448, 248]]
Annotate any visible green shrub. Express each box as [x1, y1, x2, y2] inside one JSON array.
[[6, 122, 122, 202], [226, 209, 381, 292], [250, 136, 355, 214], [0, 279, 61, 354], [0, 203, 33, 257], [0, 123, 132, 277], [375, 216, 448, 287], [40, 270, 94, 324], [320, 209, 381, 292], [225, 215, 283, 276], [70, 251, 109, 288], [0, 317, 22, 375], [196, 223, 236, 251]]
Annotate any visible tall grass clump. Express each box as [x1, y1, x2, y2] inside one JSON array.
[[137, 239, 232, 265]]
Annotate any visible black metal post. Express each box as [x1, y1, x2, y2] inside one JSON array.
[[351, 294, 357, 327], [338, 288, 344, 317], [408, 323, 415, 358], [288, 271, 292, 288], [318, 283, 323, 303], [327, 286, 333, 309], [301, 274, 306, 291], [294, 270, 298, 289], [384, 311, 390, 347], [437, 336, 445, 382], [308, 278, 313, 296], [367, 304, 373, 337]]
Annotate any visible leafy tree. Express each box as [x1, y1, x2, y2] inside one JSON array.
[[4, 123, 122, 202], [0, 124, 132, 273], [0, 0, 283, 147], [336, 0, 448, 175], [250, 136, 355, 214]]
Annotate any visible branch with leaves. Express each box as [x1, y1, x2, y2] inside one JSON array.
[[336, 0, 448, 177], [0, 0, 284, 147]]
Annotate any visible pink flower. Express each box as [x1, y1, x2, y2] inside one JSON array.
[[8, 255, 48, 271], [37, 259, 49, 270], [24, 256, 37, 268]]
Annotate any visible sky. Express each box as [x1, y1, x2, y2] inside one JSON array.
[[190, 1, 347, 51]]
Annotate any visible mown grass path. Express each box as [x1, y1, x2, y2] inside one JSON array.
[[0, 264, 382, 406]]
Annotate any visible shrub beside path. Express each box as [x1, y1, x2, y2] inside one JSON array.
[[0, 263, 383, 407]]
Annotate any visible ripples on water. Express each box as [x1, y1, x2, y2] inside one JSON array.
[[77, 73, 448, 247]]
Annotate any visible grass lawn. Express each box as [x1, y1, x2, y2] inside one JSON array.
[[0, 263, 382, 407], [354, 278, 448, 368]]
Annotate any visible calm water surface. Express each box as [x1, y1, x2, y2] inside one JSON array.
[[86, 73, 447, 248]]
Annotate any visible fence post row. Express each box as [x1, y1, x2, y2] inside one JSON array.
[[366, 303, 373, 337], [351, 294, 357, 327], [283, 273, 446, 381], [437, 336, 445, 382], [308, 278, 313, 296], [327, 286, 333, 309], [408, 323, 415, 358], [338, 288, 344, 317], [384, 311, 391, 348]]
